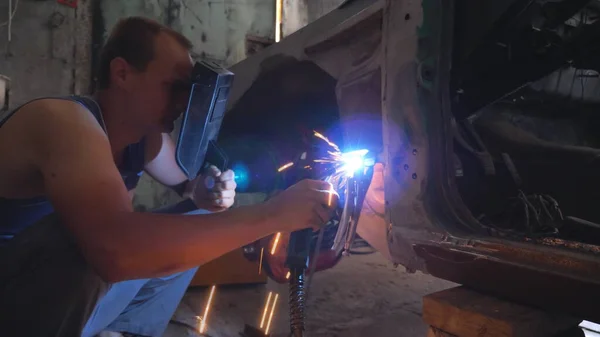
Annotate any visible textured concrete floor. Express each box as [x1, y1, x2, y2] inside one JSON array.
[[165, 252, 455, 337]]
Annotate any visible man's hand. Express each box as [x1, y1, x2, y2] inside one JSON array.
[[189, 165, 237, 211], [263, 179, 339, 232]]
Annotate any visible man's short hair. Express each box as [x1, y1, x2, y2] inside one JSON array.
[[96, 17, 193, 89]]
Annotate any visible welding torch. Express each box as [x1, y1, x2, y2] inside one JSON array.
[[284, 150, 326, 337], [283, 147, 374, 337]]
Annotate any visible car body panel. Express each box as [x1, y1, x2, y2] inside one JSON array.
[[220, 0, 600, 321]]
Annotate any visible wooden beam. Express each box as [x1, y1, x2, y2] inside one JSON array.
[[423, 286, 581, 337]]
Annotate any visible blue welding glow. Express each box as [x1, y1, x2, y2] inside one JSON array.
[[231, 161, 251, 192], [340, 149, 369, 178]]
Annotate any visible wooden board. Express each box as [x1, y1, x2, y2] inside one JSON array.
[[189, 248, 268, 287], [422, 286, 581, 337]]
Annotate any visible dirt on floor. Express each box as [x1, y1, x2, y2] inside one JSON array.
[[165, 252, 455, 337]]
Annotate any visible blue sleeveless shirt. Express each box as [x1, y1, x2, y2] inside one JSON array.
[[0, 96, 146, 244]]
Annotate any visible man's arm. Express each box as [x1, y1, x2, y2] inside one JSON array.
[[15, 99, 335, 282], [143, 132, 190, 197], [144, 132, 236, 210]]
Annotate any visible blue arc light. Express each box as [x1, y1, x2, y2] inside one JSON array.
[[340, 149, 369, 178]]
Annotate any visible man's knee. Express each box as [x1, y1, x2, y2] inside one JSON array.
[[0, 214, 108, 337]]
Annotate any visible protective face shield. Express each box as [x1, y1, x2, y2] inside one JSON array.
[[175, 60, 234, 180]]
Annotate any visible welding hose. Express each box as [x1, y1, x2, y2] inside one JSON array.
[[287, 214, 327, 337], [289, 267, 306, 337]]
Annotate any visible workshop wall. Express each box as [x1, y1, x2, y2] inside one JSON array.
[[124, 0, 345, 210], [178, 0, 275, 66], [0, 0, 344, 211], [100, 0, 275, 67], [0, 0, 92, 109], [282, 0, 345, 37], [98, 0, 277, 210], [282, 0, 308, 37]]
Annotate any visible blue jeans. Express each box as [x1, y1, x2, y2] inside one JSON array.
[[0, 201, 208, 337], [82, 204, 209, 337], [81, 266, 199, 337]]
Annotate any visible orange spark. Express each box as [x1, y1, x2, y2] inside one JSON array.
[[313, 130, 340, 151], [270, 232, 281, 255], [328, 185, 334, 207], [285, 271, 291, 279], [199, 285, 216, 334], [265, 293, 279, 335], [277, 162, 294, 172], [260, 292, 273, 329], [258, 247, 264, 275]]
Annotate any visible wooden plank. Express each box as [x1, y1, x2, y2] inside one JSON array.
[[423, 286, 580, 337]]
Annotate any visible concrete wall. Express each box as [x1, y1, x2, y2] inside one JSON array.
[[126, 0, 348, 210], [0, 0, 342, 210], [100, 0, 275, 67], [98, 0, 277, 209], [0, 0, 92, 109], [178, 0, 275, 66], [101, 0, 172, 36], [282, 0, 308, 37], [282, 0, 345, 37]]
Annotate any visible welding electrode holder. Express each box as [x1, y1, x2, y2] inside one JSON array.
[[341, 163, 373, 256], [283, 150, 334, 337]]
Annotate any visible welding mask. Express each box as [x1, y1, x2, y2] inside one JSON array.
[[174, 60, 234, 180]]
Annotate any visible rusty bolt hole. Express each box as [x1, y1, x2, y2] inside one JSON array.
[[412, 173, 418, 180], [405, 13, 411, 20]]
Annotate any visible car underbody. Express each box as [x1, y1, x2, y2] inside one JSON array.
[[220, 0, 600, 322]]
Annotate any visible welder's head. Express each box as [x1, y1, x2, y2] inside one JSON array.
[[97, 17, 194, 133]]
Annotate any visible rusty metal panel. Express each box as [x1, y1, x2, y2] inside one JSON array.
[[381, 0, 437, 270], [222, 0, 600, 321]]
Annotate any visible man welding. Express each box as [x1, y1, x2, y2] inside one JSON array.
[[0, 17, 338, 337]]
